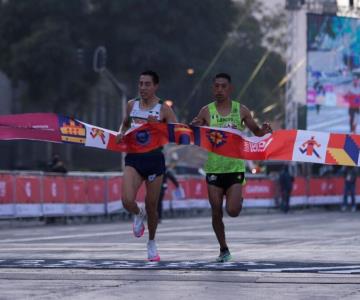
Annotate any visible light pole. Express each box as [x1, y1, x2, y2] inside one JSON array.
[[93, 46, 127, 170]]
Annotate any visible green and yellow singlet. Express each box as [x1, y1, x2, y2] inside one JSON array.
[[204, 101, 246, 173]]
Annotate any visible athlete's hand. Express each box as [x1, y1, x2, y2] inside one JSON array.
[[261, 122, 272, 134], [190, 117, 203, 126], [115, 132, 124, 144]]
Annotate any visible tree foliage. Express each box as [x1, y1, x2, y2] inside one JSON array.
[[0, 0, 285, 121]]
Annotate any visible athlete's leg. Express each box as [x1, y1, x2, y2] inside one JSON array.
[[343, 182, 349, 207], [157, 187, 165, 222], [145, 175, 163, 240], [121, 166, 143, 214], [350, 110, 355, 133], [350, 184, 356, 207], [207, 184, 227, 249], [225, 184, 243, 217]]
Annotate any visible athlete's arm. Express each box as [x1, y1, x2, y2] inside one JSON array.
[[240, 104, 272, 137], [190, 106, 209, 126], [116, 100, 134, 144], [161, 103, 178, 123]]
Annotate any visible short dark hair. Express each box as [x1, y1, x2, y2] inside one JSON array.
[[140, 70, 159, 84], [214, 73, 231, 83]]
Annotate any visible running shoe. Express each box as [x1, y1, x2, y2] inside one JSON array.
[[133, 207, 146, 238], [216, 249, 232, 263], [147, 240, 160, 262]]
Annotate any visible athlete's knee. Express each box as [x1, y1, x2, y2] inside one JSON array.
[[226, 198, 243, 217], [121, 191, 132, 205], [121, 195, 131, 207], [227, 208, 240, 217]]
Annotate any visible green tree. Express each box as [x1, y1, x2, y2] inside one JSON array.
[[87, 0, 239, 109], [0, 0, 95, 113], [180, 0, 286, 122], [0, 0, 285, 121]]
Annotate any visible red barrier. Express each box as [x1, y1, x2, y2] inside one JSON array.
[[42, 176, 66, 216], [108, 177, 122, 201], [309, 178, 343, 196], [107, 176, 122, 213], [65, 177, 88, 215], [331, 178, 344, 195], [243, 179, 275, 199], [187, 178, 207, 199], [0, 174, 14, 204], [87, 178, 105, 204], [66, 177, 87, 203], [15, 175, 42, 217], [15, 176, 41, 203], [356, 178, 360, 194], [43, 176, 66, 203], [292, 177, 307, 196], [4, 173, 357, 218]]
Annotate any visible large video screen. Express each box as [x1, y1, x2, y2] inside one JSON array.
[[307, 13, 360, 133]]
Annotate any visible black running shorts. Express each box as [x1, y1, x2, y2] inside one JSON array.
[[125, 150, 165, 182], [206, 172, 245, 191]]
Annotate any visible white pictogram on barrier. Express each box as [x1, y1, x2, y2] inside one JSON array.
[[246, 185, 270, 194], [51, 182, 57, 197], [25, 182, 32, 198], [0, 182, 6, 197], [112, 184, 119, 195]]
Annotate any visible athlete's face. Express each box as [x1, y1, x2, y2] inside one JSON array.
[[139, 75, 158, 100], [212, 78, 232, 102]]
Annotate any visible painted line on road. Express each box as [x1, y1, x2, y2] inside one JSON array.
[[320, 269, 360, 274], [0, 224, 211, 243], [252, 265, 360, 272], [0, 259, 359, 274]]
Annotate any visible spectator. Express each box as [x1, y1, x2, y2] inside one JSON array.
[[157, 153, 179, 222], [346, 75, 360, 133], [279, 165, 294, 213], [47, 154, 67, 174], [342, 166, 357, 212]]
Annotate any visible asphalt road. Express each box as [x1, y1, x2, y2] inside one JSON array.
[[0, 210, 360, 299]]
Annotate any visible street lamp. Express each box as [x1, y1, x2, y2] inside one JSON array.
[[186, 68, 195, 75], [93, 46, 127, 121], [93, 46, 127, 169]]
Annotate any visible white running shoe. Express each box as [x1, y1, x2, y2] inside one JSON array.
[[147, 240, 160, 262], [133, 207, 146, 238]]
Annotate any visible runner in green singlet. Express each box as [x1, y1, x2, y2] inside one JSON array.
[[191, 73, 272, 262]]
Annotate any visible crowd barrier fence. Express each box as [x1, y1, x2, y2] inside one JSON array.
[[0, 172, 355, 218]]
